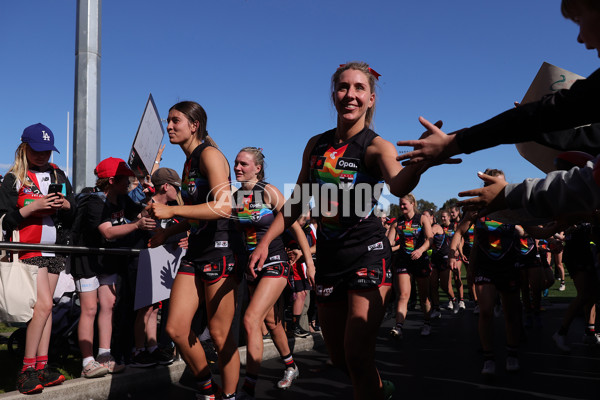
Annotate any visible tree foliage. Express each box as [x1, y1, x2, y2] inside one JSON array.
[[441, 197, 459, 211]]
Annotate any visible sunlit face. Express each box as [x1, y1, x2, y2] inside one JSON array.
[[25, 146, 51, 169], [166, 109, 197, 145], [333, 69, 375, 126], [234, 151, 261, 183], [440, 212, 450, 226], [572, 3, 600, 57], [400, 198, 414, 215]]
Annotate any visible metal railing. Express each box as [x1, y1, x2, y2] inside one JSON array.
[[0, 242, 140, 256]]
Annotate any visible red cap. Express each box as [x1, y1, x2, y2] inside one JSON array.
[[95, 157, 135, 178]]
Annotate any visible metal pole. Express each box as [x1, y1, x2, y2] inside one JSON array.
[[73, 0, 101, 192], [66, 111, 70, 178], [0, 242, 140, 256]]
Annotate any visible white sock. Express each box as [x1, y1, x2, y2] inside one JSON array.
[[82, 356, 95, 367], [97, 348, 111, 357]]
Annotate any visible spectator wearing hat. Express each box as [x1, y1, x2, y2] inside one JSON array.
[[70, 157, 156, 378], [130, 167, 185, 368], [0, 123, 75, 393]]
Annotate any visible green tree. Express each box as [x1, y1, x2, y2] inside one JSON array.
[[389, 203, 401, 218], [417, 199, 437, 214], [441, 197, 459, 211]]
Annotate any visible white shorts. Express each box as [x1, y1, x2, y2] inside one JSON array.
[[74, 273, 118, 293]]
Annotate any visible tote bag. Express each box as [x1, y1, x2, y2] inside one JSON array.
[[0, 217, 38, 323]]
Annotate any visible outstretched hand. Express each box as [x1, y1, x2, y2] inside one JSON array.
[[456, 172, 508, 214], [397, 117, 463, 166]]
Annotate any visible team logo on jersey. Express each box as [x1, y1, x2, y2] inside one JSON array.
[[214, 241, 229, 248], [310, 155, 327, 169], [250, 211, 261, 222], [367, 241, 384, 251]]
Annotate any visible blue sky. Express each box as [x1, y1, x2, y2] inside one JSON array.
[[1, 0, 598, 210]]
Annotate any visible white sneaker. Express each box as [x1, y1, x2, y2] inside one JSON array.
[[481, 360, 496, 375], [277, 366, 299, 389], [458, 300, 466, 310], [583, 334, 600, 346], [445, 300, 454, 311], [420, 324, 431, 336], [389, 327, 403, 340], [552, 332, 571, 352], [558, 282, 566, 291], [506, 356, 520, 372], [473, 304, 480, 315], [430, 309, 442, 319]]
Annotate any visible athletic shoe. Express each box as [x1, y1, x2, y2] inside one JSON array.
[[277, 365, 299, 389], [262, 332, 272, 341], [552, 332, 571, 352], [445, 300, 454, 311], [81, 360, 109, 378], [420, 324, 431, 336], [481, 360, 496, 376], [583, 334, 600, 346], [389, 327, 403, 340], [38, 365, 65, 387], [152, 347, 175, 365], [196, 393, 219, 400], [458, 300, 466, 311], [473, 304, 480, 315], [16, 367, 44, 394], [430, 309, 442, 319], [558, 282, 566, 291], [542, 288, 549, 297], [291, 326, 310, 338], [309, 320, 321, 332], [506, 356, 520, 372], [130, 350, 158, 368], [96, 353, 125, 374], [382, 379, 395, 400], [452, 300, 459, 314]]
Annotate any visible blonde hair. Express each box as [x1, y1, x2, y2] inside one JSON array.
[[331, 61, 378, 129], [238, 147, 266, 181], [401, 193, 418, 212], [8, 143, 33, 188]]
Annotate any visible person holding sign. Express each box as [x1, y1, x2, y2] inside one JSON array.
[[248, 62, 427, 400], [147, 101, 240, 400], [233, 147, 314, 398], [0, 123, 74, 394]]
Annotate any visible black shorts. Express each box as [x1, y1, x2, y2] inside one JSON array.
[[178, 254, 237, 284], [515, 252, 542, 270], [395, 253, 432, 278], [473, 250, 519, 293], [21, 255, 66, 275], [315, 257, 392, 305], [246, 261, 291, 286], [431, 252, 449, 272]]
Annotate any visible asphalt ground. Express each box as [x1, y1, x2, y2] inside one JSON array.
[[2, 298, 599, 399], [138, 299, 600, 400]]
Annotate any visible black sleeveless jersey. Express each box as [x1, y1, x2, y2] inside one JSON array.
[[308, 127, 390, 274], [180, 143, 235, 261], [233, 181, 287, 263]]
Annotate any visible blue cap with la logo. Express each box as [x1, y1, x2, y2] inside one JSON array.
[[21, 123, 60, 153]]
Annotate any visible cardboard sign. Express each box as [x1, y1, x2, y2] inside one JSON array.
[[515, 62, 585, 173]]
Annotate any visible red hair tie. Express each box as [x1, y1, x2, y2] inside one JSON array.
[[338, 64, 381, 80]]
